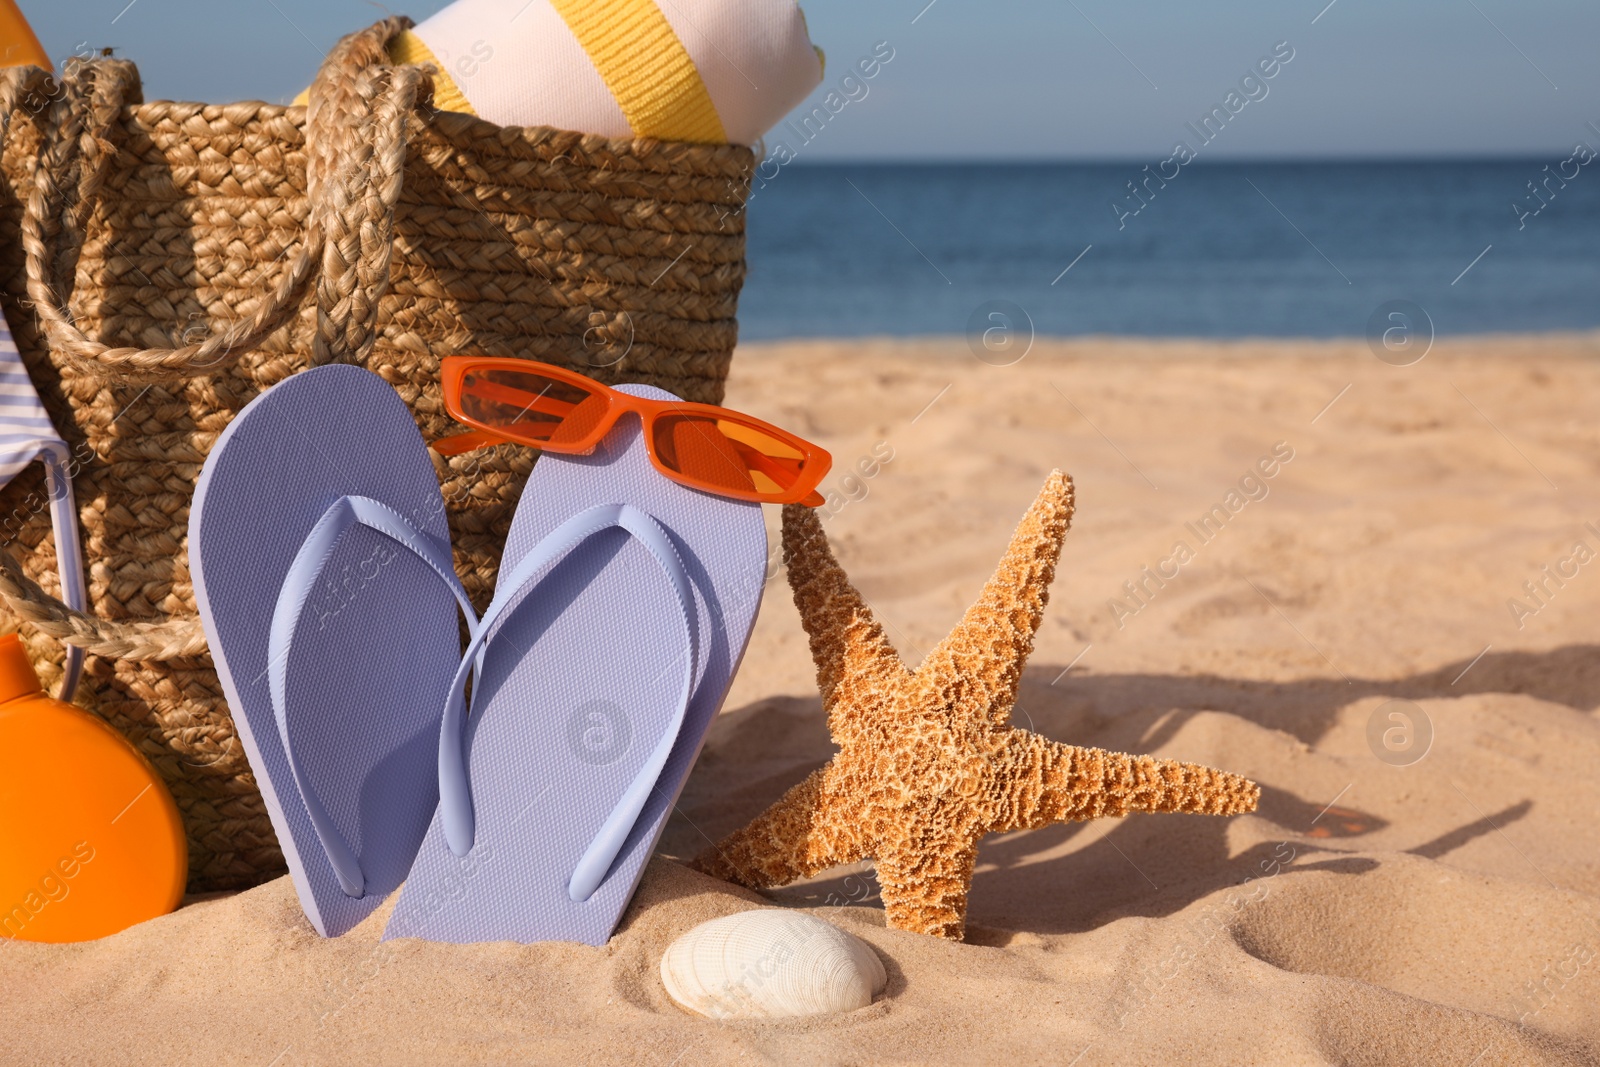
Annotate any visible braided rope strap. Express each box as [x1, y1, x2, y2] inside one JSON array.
[[19, 62, 316, 382], [307, 16, 429, 366], [0, 19, 430, 660], [0, 547, 209, 659]]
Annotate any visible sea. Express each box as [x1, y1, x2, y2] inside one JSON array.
[[736, 160, 1600, 340]]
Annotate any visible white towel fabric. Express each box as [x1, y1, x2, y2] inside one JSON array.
[[412, 0, 824, 145], [0, 315, 85, 699]]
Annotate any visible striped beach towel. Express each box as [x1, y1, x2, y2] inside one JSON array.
[[295, 0, 824, 146], [0, 313, 85, 699]]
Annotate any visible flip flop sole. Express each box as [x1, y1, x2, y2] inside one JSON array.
[[386, 386, 767, 946], [190, 366, 463, 936]]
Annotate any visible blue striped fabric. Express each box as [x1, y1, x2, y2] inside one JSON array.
[[0, 316, 85, 698]]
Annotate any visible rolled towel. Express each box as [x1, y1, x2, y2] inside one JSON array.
[[299, 0, 824, 145]]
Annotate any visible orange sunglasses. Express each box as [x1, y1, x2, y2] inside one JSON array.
[[437, 356, 832, 507]]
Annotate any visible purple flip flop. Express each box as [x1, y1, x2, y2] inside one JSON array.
[[191, 366, 477, 937], [384, 384, 767, 946]]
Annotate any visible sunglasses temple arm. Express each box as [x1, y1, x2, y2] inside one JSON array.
[[728, 439, 806, 481], [465, 379, 581, 419], [432, 428, 524, 456], [726, 439, 827, 505]]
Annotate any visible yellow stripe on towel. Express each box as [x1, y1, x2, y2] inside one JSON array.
[[291, 31, 476, 115], [389, 30, 476, 115], [549, 0, 727, 143]]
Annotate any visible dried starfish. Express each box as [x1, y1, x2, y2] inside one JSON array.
[[694, 470, 1260, 940]]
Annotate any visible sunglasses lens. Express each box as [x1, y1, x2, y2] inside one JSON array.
[[456, 365, 606, 448], [651, 414, 812, 500]]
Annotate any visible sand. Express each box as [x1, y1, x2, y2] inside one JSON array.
[[6, 334, 1600, 1066]]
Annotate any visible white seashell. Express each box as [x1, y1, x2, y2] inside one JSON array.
[[660, 909, 887, 1020]]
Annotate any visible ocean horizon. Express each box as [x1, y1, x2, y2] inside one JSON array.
[[738, 159, 1600, 341]]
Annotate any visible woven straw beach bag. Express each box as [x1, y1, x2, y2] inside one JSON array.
[[0, 18, 752, 891]]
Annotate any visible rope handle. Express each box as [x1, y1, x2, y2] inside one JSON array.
[[2, 17, 432, 384], [0, 19, 436, 661]]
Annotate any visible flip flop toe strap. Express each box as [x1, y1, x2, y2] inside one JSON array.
[[437, 502, 698, 904], [269, 495, 480, 899]]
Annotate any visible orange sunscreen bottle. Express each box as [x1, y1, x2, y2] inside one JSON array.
[[0, 0, 49, 72], [0, 634, 185, 941]]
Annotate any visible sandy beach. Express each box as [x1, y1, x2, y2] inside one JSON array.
[[6, 333, 1600, 1066]]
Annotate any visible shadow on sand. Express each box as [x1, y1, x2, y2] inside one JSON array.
[[664, 645, 1592, 937]]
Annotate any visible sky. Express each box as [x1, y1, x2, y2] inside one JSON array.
[[29, 0, 1600, 160]]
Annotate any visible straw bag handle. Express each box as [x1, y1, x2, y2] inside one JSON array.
[[0, 19, 432, 661], [3, 17, 430, 384]]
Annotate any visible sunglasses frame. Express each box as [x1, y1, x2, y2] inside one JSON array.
[[439, 356, 833, 506]]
